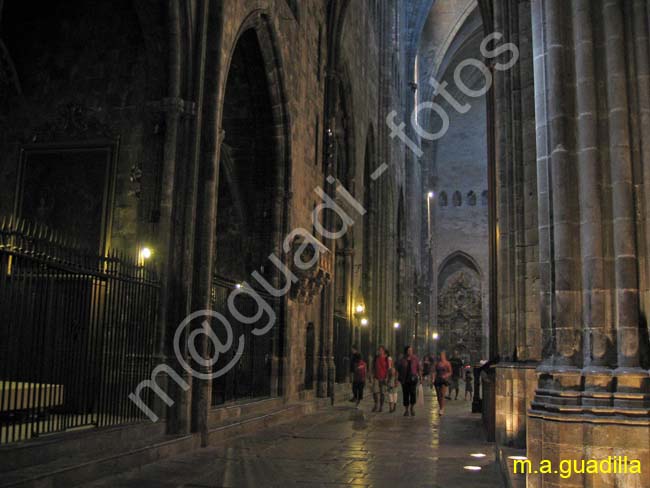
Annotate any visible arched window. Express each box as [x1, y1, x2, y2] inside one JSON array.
[[467, 191, 476, 206], [439, 191, 448, 207], [453, 191, 462, 207]]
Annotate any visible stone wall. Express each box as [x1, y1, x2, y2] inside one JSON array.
[[527, 415, 650, 488], [0, 0, 165, 253], [494, 363, 537, 448], [0, 0, 423, 433], [417, 2, 490, 361], [476, 0, 543, 461], [480, 1, 650, 485]]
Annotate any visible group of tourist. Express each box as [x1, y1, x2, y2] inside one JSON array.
[[350, 345, 474, 416]]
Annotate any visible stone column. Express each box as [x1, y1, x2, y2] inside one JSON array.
[[526, 2, 650, 486], [633, 0, 650, 316], [633, 0, 650, 323], [317, 319, 328, 398], [343, 248, 354, 382], [571, 0, 615, 404], [602, 0, 639, 368], [159, 0, 191, 437], [317, 177, 333, 398], [372, 181, 386, 353], [362, 200, 375, 360], [492, 0, 515, 361], [188, 0, 224, 446], [268, 188, 290, 398], [601, 0, 649, 407], [532, 1, 582, 409], [480, 0, 542, 451]]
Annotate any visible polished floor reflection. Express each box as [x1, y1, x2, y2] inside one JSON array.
[[88, 390, 501, 487]]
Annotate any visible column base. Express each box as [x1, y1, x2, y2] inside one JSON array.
[[581, 366, 614, 409], [531, 367, 650, 416], [527, 367, 650, 486], [531, 366, 582, 412], [613, 367, 650, 411], [527, 413, 650, 488]]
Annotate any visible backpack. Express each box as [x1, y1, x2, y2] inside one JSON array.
[[354, 360, 367, 383]]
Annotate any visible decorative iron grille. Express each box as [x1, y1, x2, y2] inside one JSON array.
[[210, 275, 275, 406], [0, 217, 160, 444]]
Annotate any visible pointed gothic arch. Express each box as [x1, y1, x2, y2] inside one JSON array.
[[209, 13, 291, 406], [437, 251, 482, 364]]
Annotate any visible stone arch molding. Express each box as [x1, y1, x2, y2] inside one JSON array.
[[218, 9, 292, 233], [437, 251, 483, 362], [222, 10, 291, 152], [437, 250, 482, 282]]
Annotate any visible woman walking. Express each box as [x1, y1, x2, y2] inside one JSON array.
[[397, 346, 421, 416], [386, 353, 399, 413], [433, 351, 452, 415]]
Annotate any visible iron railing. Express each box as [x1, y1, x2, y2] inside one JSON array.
[[210, 275, 274, 406], [0, 217, 160, 444]]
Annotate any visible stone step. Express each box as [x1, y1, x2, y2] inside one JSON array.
[[207, 400, 325, 445], [0, 421, 167, 474], [0, 398, 328, 488], [0, 432, 197, 488], [207, 397, 286, 427]]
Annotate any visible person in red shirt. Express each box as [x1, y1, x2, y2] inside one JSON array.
[[371, 345, 389, 412]]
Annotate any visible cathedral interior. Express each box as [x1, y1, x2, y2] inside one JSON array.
[[1, 1, 650, 487]]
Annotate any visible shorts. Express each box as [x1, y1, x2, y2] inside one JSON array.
[[372, 378, 387, 395], [434, 378, 449, 388]]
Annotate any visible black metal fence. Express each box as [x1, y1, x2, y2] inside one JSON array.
[[0, 217, 160, 444], [210, 275, 274, 406]]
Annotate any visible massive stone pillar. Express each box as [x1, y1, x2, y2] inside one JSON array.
[[572, 0, 609, 373], [480, 0, 541, 449], [602, 0, 642, 375], [526, 1, 650, 485], [160, 0, 194, 438], [532, 0, 583, 400], [342, 247, 354, 382]]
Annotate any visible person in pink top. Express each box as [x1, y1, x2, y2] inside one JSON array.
[[433, 351, 452, 415], [371, 345, 389, 412]]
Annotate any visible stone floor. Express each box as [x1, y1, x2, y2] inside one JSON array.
[[88, 389, 502, 488]]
